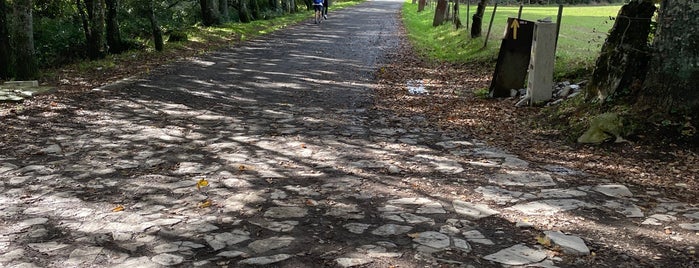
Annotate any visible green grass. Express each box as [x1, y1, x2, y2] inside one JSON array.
[[402, 2, 620, 79]]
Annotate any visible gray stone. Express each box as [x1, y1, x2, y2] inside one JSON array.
[[0, 248, 24, 263], [594, 184, 633, 198], [64, 247, 103, 266], [28, 242, 69, 253], [264, 206, 308, 218], [344, 223, 372, 234], [371, 224, 413, 236], [416, 203, 447, 214], [205, 230, 251, 250], [490, 171, 556, 187], [222, 178, 253, 188], [507, 199, 593, 215], [537, 189, 587, 199], [679, 223, 699, 231], [483, 244, 547, 265], [684, 212, 699, 220], [503, 157, 529, 168], [41, 144, 62, 154], [412, 231, 450, 249], [462, 230, 494, 245], [217, 250, 246, 257], [399, 213, 435, 225], [247, 236, 294, 253], [249, 220, 298, 232], [476, 186, 536, 204], [603, 201, 644, 218], [387, 197, 434, 205], [238, 254, 292, 265], [151, 253, 184, 266], [413, 154, 464, 173], [544, 231, 590, 255], [452, 200, 499, 219], [326, 203, 365, 219], [336, 257, 373, 267], [18, 217, 49, 229], [453, 238, 472, 252], [113, 256, 159, 268]]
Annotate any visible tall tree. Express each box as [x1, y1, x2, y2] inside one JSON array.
[[0, 0, 11, 79], [470, 0, 487, 38], [12, 0, 37, 79], [587, 0, 655, 102], [638, 0, 699, 115], [105, 0, 123, 53], [77, 0, 106, 59], [200, 0, 220, 26], [148, 0, 163, 51], [219, 0, 229, 22]]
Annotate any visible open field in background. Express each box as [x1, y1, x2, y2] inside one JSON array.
[[402, 2, 621, 79]]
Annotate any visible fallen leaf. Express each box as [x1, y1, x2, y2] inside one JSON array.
[[407, 232, 420, 238], [536, 234, 551, 247], [239, 165, 246, 171], [196, 178, 209, 190], [112, 205, 125, 212], [199, 199, 212, 208]]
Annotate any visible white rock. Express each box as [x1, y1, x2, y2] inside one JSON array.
[[452, 200, 499, 219], [247, 236, 294, 253], [544, 231, 590, 255], [412, 231, 450, 249], [416, 203, 447, 214], [151, 253, 184, 266], [679, 223, 699, 231], [238, 254, 292, 265], [483, 244, 547, 265], [344, 223, 372, 234], [489, 171, 556, 187], [371, 224, 413, 236], [387, 197, 434, 205], [594, 184, 633, 198], [335, 257, 373, 267], [507, 199, 592, 215]]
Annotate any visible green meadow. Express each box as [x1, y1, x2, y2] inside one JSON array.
[[401, 2, 621, 78]]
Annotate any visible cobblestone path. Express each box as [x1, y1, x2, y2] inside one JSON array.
[[1, 0, 698, 267]]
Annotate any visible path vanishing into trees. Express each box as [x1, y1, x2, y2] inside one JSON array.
[[1, 0, 698, 267]]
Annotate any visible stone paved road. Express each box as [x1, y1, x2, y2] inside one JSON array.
[[1, 0, 698, 267]]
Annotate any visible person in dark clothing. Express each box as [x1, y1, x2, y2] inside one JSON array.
[[322, 0, 330, 19], [312, 0, 323, 23]]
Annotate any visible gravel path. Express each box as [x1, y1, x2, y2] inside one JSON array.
[[1, 0, 698, 267]]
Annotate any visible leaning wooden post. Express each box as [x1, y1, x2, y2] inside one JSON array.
[[517, 2, 523, 19], [554, 4, 563, 53], [483, 3, 498, 48]]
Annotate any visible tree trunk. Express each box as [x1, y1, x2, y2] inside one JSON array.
[[78, 0, 106, 59], [239, 0, 251, 22], [587, 0, 655, 102], [12, 0, 37, 79], [418, 0, 425, 12], [200, 0, 220, 26], [470, 0, 486, 38], [638, 0, 699, 115], [0, 0, 11, 79], [148, 1, 163, 51], [250, 0, 260, 20], [105, 0, 122, 53], [433, 0, 447, 26], [219, 0, 229, 22]]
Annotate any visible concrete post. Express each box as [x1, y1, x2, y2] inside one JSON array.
[[527, 22, 557, 105]]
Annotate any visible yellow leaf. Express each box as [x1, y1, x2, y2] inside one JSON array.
[[199, 199, 212, 208], [238, 165, 246, 171], [196, 178, 209, 190], [536, 235, 551, 247], [407, 233, 420, 238], [112, 205, 125, 212]]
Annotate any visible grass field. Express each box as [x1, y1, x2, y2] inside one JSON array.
[[401, 2, 621, 79]]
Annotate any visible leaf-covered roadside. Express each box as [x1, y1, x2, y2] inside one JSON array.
[[373, 38, 698, 203]]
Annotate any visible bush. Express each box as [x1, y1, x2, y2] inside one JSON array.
[[33, 16, 85, 67]]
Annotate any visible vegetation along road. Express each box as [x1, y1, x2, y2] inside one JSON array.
[[1, 0, 698, 267]]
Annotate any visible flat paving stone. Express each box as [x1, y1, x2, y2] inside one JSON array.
[[507, 199, 593, 215], [249, 220, 298, 232], [544, 231, 590, 256], [604, 201, 644, 218], [679, 223, 699, 231], [151, 253, 184, 266], [344, 223, 372, 234], [336, 257, 373, 267], [452, 200, 499, 219], [238, 254, 292, 265], [462, 230, 495, 245], [412, 231, 450, 249], [371, 224, 413, 236], [594, 184, 633, 198], [483, 244, 547, 265], [490, 171, 556, 187], [247, 236, 295, 253]]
